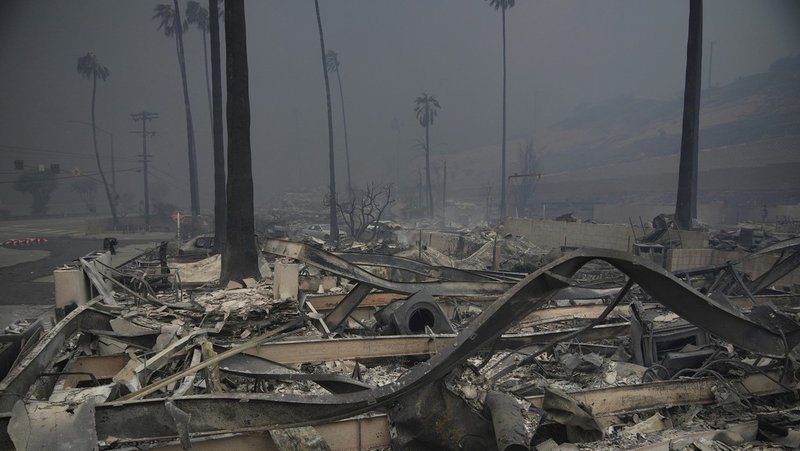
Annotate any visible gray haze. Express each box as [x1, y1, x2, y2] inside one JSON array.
[[1, 0, 798, 213]]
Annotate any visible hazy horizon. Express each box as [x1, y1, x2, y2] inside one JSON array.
[[1, 0, 798, 215]]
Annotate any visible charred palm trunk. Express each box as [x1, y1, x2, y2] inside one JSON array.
[[675, 0, 703, 230], [91, 72, 118, 228], [173, 0, 200, 226], [210, 0, 226, 253], [221, 0, 258, 283], [499, 7, 508, 222], [315, 0, 340, 243]]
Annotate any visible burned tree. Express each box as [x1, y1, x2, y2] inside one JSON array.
[[314, 0, 340, 244], [14, 170, 59, 216], [674, 0, 703, 230], [413, 93, 441, 218], [485, 0, 516, 221], [325, 183, 395, 241], [153, 1, 200, 222], [71, 178, 98, 213], [326, 50, 353, 198], [209, 0, 226, 253], [221, 0, 259, 284], [76, 52, 117, 227]]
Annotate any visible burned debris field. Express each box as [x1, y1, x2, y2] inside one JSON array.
[[2, 226, 800, 450], [1, 0, 800, 450]]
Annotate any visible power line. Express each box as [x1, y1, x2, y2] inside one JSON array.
[[0, 143, 138, 163], [0, 143, 90, 157], [0, 167, 140, 184]]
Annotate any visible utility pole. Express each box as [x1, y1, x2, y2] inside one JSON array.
[[130, 111, 159, 228]]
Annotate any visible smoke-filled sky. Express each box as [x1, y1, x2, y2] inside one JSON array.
[[1, 0, 798, 212]]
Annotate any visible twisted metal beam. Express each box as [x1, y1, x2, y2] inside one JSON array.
[[3, 247, 796, 444], [88, 248, 798, 441]]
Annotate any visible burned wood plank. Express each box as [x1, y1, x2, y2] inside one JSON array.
[[243, 324, 631, 365], [307, 292, 404, 310], [527, 372, 785, 416], [244, 335, 448, 363]]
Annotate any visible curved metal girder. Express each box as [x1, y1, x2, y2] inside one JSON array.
[[264, 239, 512, 296], [335, 251, 508, 282], [86, 248, 797, 441]]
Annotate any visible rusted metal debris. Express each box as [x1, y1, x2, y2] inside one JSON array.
[[1, 238, 799, 450]]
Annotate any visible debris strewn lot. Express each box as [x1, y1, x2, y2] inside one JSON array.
[[1, 224, 799, 450]]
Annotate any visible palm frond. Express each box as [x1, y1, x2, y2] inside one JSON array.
[[97, 65, 110, 81], [153, 4, 177, 37], [76, 52, 110, 81], [413, 92, 442, 127], [185, 0, 210, 32], [487, 0, 515, 11], [325, 50, 340, 73]]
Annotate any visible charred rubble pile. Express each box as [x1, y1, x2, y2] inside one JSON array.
[[1, 235, 800, 450]]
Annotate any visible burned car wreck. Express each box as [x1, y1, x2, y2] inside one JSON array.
[[1, 238, 800, 450]]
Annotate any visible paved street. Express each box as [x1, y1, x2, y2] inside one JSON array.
[[0, 215, 97, 241], [0, 215, 173, 312]]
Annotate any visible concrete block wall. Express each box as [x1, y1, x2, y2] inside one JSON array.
[[593, 202, 800, 226], [505, 218, 708, 252], [666, 248, 800, 289], [665, 249, 714, 272], [396, 230, 477, 257], [711, 250, 800, 289], [504, 218, 649, 252]]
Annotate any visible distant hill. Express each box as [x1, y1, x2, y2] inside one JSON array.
[[539, 54, 800, 173], [442, 54, 800, 209]]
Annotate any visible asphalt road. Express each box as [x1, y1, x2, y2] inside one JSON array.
[[0, 215, 173, 307], [0, 237, 102, 305]]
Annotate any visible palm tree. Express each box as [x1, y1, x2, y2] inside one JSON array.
[[154, 1, 200, 222], [77, 52, 118, 228], [413, 92, 441, 218], [675, 0, 703, 230], [185, 0, 212, 121], [326, 50, 353, 198], [314, 0, 340, 243], [208, 0, 225, 253], [221, 0, 258, 283], [486, 0, 515, 221]]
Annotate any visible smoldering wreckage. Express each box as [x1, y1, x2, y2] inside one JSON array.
[[2, 225, 800, 451]]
